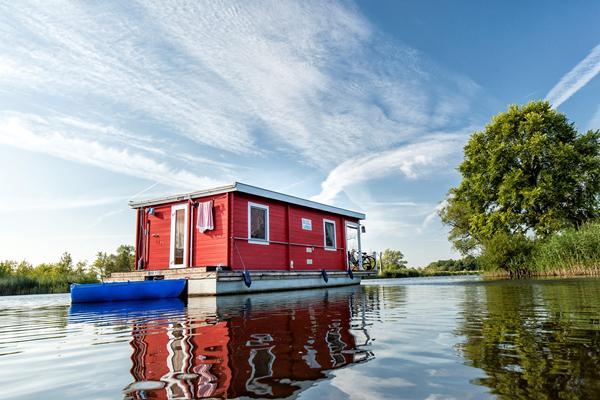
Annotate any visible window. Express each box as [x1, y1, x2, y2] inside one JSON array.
[[323, 219, 336, 250], [174, 209, 185, 264], [248, 202, 269, 244]]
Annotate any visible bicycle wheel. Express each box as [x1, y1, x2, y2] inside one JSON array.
[[362, 256, 376, 271]]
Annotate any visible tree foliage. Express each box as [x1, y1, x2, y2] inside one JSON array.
[[440, 101, 600, 262], [92, 245, 134, 278], [424, 256, 479, 272], [380, 249, 408, 271]]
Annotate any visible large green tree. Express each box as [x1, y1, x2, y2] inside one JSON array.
[[440, 101, 600, 255]]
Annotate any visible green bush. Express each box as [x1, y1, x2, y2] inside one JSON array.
[[479, 232, 535, 277], [378, 267, 423, 278]]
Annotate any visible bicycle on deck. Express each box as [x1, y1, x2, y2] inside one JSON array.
[[348, 249, 376, 271]]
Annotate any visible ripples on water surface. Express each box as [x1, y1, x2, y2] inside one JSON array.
[[1, 276, 600, 399]]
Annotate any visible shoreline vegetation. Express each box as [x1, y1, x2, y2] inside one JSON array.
[[372, 269, 482, 279], [483, 222, 600, 278], [0, 245, 133, 296], [371, 249, 481, 278], [1, 245, 481, 295]]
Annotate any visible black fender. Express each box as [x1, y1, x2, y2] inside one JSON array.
[[242, 270, 252, 288]]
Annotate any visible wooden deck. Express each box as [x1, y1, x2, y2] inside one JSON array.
[[104, 268, 376, 296]]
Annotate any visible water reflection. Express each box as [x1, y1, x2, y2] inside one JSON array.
[[458, 278, 600, 399], [9, 277, 600, 399], [123, 286, 375, 399]]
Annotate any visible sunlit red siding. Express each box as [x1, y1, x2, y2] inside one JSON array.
[[230, 193, 358, 271], [144, 194, 229, 271], [191, 194, 229, 267], [146, 204, 172, 269], [139, 191, 359, 271]]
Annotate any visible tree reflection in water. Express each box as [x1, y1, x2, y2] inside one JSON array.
[[125, 285, 377, 399], [457, 278, 600, 399]]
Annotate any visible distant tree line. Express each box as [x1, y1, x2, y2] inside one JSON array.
[[0, 245, 134, 296], [423, 255, 478, 272], [375, 249, 479, 278]]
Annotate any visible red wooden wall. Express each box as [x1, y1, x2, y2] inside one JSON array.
[[143, 194, 229, 270], [230, 193, 358, 271], [139, 191, 359, 271], [191, 194, 229, 267], [145, 203, 172, 269]]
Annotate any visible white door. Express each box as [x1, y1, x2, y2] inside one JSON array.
[[170, 204, 188, 269]]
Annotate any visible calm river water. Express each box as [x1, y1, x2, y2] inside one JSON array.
[[1, 276, 600, 399]]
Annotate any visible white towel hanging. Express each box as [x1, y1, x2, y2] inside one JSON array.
[[197, 200, 214, 232]]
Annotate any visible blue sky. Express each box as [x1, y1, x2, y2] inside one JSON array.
[[1, 1, 599, 267]]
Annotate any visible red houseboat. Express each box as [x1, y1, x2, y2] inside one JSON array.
[[106, 182, 372, 295]]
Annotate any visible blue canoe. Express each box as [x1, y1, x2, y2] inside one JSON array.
[[70, 279, 187, 303]]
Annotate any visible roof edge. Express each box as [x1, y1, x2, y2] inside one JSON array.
[[129, 182, 366, 220]]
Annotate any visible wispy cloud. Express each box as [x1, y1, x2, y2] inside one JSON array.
[[0, 196, 124, 213], [312, 134, 466, 204], [546, 42, 600, 108], [0, 2, 256, 153], [418, 200, 448, 234], [0, 113, 223, 189], [85, 209, 127, 229], [0, 1, 480, 172]]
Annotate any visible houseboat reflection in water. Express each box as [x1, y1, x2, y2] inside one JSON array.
[[124, 286, 374, 399]]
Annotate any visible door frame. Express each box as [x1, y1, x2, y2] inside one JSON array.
[[169, 203, 189, 269], [344, 221, 362, 269]]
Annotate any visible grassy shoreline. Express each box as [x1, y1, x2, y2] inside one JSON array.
[[484, 267, 600, 279], [479, 222, 600, 278], [367, 270, 483, 279], [0, 246, 133, 296], [0, 275, 97, 296]]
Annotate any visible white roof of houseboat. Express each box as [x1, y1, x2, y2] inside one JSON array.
[[128, 182, 366, 220]]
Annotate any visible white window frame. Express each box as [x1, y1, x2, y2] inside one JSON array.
[[323, 219, 337, 251], [169, 203, 188, 269], [248, 202, 269, 245]]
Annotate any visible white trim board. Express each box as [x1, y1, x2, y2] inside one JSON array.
[[169, 203, 188, 269], [129, 182, 365, 220]]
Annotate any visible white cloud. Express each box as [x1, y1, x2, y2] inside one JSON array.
[[546, 42, 600, 108], [0, 1, 480, 170], [418, 200, 449, 234], [0, 2, 257, 153], [0, 113, 223, 190], [312, 134, 464, 204]]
